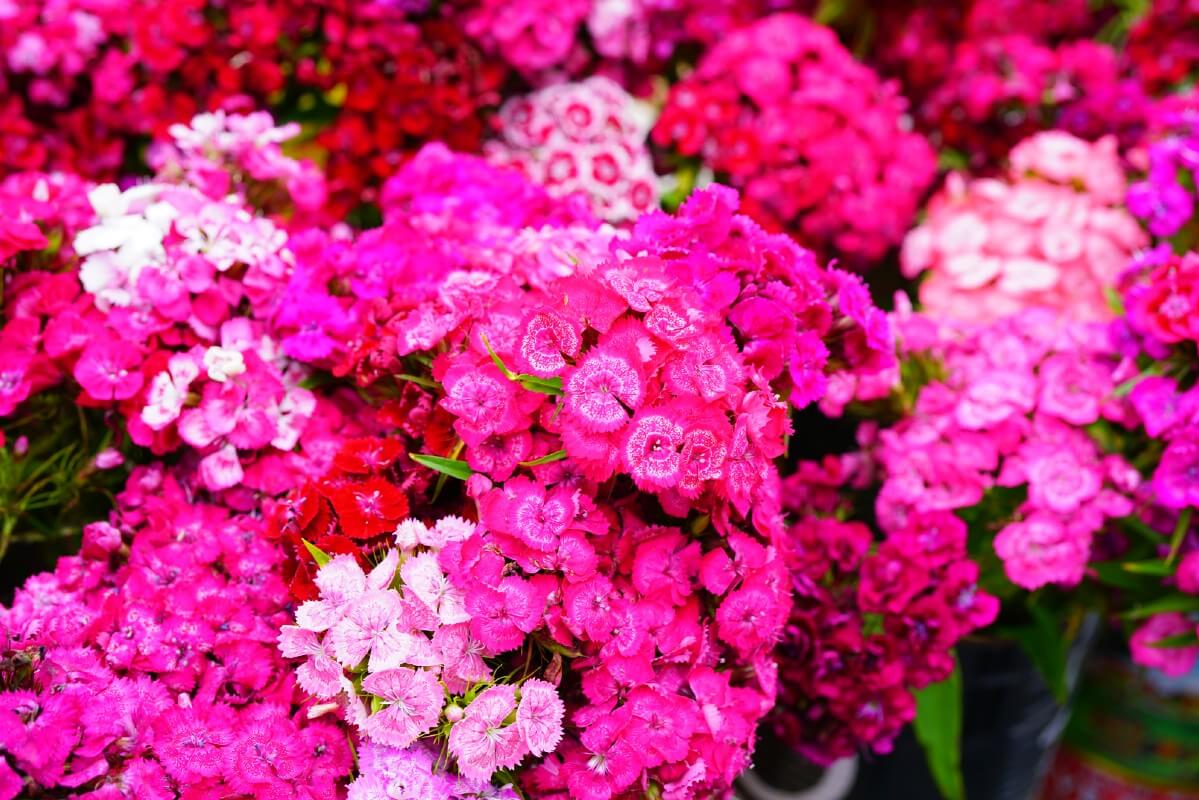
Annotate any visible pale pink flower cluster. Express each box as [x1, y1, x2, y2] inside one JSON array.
[[903, 132, 1146, 322], [487, 77, 659, 222], [149, 109, 328, 215], [279, 516, 566, 782]]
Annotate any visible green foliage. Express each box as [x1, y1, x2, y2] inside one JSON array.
[[0, 392, 131, 571], [914, 659, 965, 800]]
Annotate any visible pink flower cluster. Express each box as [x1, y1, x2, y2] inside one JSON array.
[[1117, 251, 1199, 512], [1126, 101, 1199, 241], [874, 304, 1138, 591], [653, 13, 937, 265], [349, 740, 519, 800], [772, 507, 997, 762], [486, 77, 659, 223], [256, 154, 894, 794], [0, 465, 353, 799], [147, 110, 328, 218], [903, 131, 1146, 323]]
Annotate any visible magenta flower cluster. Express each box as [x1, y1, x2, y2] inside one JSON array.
[[326, 177, 897, 796], [653, 13, 938, 265], [13, 0, 1199, 792], [0, 466, 353, 799]]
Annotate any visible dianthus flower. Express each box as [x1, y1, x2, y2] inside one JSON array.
[[270, 173, 892, 795], [903, 131, 1146, 323], [1128, 0, 1199, 93], [487, 77, 659, 223], [461, 0, 590, 77], [1129, 613, 1199, 677], [0, 2, 506, 217], [653, 13, 937, 265]]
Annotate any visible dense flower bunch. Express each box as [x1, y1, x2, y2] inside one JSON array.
[[652, 13, 937, 265], [458, 0, 786, 82], [328, 143, 604, 387], [304, 14, 509, 217], [902, 131, 1146, 323], [772, 503, 998, 762], [486, 77, 659, 223], [15, 0, 1199, 792], [290, 183, 894, 796], [0, 465, 353, 798], [280, 508, 565, 789], [873, 303, 1137, 591], [0, 0, 302, 178], [1, 113, 360, 496], [857, 0, 1097, 106], [424, 184, 895, 518]]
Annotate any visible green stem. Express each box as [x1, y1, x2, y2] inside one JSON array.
[[1167, 507, 1193, 566], [0, 514, 18, 564]]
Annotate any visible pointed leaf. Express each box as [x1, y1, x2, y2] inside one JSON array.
[[302, 539, 332, 568], [516, 375, 564, 396], [519, 449, 568, 467], [913, 660, 965, 800], [410, 453, 473, 481], [1149, 631, 1199, 649], [1122, 594, 1199, 620]]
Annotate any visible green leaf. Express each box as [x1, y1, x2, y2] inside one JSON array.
[[519, 449, 568, 467], [396, 373, 440, 390], [409, 453, 473, 481], [1113, 364, 1165, 398], [1104, 286, 1126, 317], [1006, 601, 1069, 703], [480, 333, 564, 395], [913, 661, 965, 800], [1168, 507, 1193, 566], [1116, 515, 1164, 545], [302, 539, 332, 568], [515, 375, 564, 396], [1122, 594, 1199, 620], [1089, 561, 1158, 589], [1122, 559, 1176, 576], [481, 333, 517, 380], [1149, 631, 1199, 649]]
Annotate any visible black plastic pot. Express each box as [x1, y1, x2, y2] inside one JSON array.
[[743, 623, 1096, 800], [855, 638, 1071, 800]]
